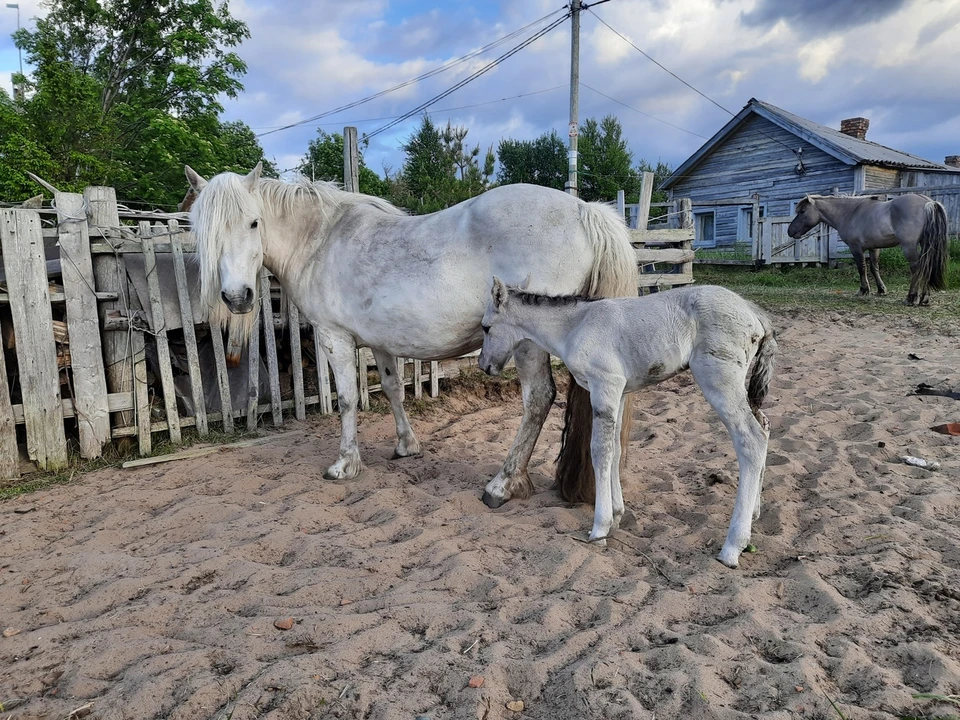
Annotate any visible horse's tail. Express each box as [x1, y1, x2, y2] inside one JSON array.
[[747, 309, 777, 413], [556, 202, 639, 505], [916, 200, 949, 293]]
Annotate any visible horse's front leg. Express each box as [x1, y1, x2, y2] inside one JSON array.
[[867, 248, 886, 296], [317, 331, 363, 480], [851, 248, 871, 295], [610, 394, 628, 530], [482, 341, 555, 508], [371, 348, 421, 459], [587, 382, 623, 544]]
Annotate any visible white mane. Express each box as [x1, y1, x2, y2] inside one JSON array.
[[191, 172, 406, 333]]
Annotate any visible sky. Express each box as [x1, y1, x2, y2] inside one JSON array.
[[2, 0, 960, 183]]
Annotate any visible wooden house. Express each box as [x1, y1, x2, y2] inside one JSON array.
[[661, 98, 960, 248]]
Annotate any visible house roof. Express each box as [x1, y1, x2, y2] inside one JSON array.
[[661, 98, 959, 190]]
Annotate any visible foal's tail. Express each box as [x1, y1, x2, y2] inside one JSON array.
[[747, 311, 778, 413], [556, 202, 639, 505], [916, 200, 949, 294]]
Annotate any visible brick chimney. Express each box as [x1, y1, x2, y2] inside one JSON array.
[[840, 117, 869, 140], [945, 155, 960, 168]]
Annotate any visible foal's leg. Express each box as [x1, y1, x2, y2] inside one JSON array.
[[610, 394, 628, 529], [371, 348, 421, 459], [318, 332, 363, 480], [483, 341, 555, 508], [867, 248, 886, 296], [851, 247, 871, 295], [691, 356, 769, 568], [588, 381, 625, 543]]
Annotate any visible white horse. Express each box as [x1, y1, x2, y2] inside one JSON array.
[[477, 279, 777, 568], [184, 163, 638, 507]]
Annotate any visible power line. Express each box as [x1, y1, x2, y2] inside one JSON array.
[[579, 83, 708, 139], [587, 6, 804, 162], [587, 7, 733, 117], [364, 10, 572, 140], [252, 85, 568, 131], [256, 6, 568, 138]]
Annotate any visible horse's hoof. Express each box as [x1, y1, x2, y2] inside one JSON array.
[[391, 450, 423, 460], [482, 491, 507, 509], [716, 549, 740, 568]]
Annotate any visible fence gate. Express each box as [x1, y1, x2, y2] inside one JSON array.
[[758, 216, 834, 264]]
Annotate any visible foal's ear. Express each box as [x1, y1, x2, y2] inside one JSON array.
[[184, 165, 207, 193], [491, 276, 508, 311], [518, 273, 531, 291], [241, 161, 263, 191]]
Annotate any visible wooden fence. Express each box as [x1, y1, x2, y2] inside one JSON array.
[[0, 180, 696, 482], [0, 187, 453, 482]]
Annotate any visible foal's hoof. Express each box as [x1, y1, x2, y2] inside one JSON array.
[[391, 450, 423, 460], [482, 491, 507, 509]]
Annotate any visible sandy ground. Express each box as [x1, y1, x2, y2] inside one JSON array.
[[2, 312, 960, 720]]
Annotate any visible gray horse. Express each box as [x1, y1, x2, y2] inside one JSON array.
[[787, 193, 948, 304]]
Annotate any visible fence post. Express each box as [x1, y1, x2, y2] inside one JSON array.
[[616, 190, 625, 224], [678, 198, 693, 230], [0, 209, 68, 470], [86, 186, 134, 430], [760, 217, 772, 263], [56, 192, 111, 458], [637, 171, 654, 231]]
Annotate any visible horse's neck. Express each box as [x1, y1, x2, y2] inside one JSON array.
[[813, 196, 864, 233], [259, 196, 332, 293], [512, 302, 586, 357]]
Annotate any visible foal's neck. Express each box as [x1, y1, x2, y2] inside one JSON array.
[[511, 296, 591, 357]]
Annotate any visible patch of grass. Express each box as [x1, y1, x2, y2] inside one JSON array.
[[693, 243, 960, 334]]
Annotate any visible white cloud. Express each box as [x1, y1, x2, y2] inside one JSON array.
[[797, 37, 843, 83]]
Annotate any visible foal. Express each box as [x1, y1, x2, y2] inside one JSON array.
[[478, 279, 777, 568]]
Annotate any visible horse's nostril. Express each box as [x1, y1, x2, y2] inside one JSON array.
[[221, 290, 230, 305], [244, 286, 254, 304]]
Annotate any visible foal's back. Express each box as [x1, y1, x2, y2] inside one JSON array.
[[563, 286, 768, 391]]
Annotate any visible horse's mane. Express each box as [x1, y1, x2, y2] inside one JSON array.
[[192, 171, 407, 333]]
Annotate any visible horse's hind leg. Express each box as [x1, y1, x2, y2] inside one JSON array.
[[587, 380, 625, 543], [318, 332, 363, 480], [610, 394, 628, 529], [691, 355, 769, 568], [482, 341, 555, 508], [371, 349, 421, 459], [868, 248, 886, 296], [902, 243, 923, 305], [851, 247, 871, 295]]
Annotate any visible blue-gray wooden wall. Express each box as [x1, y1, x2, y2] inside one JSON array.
[[668, 114, 856, 246]]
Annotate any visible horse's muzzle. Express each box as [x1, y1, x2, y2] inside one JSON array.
[[221, 287, 256, 314]]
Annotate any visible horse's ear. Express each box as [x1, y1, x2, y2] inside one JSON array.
[[491, 276, 508, 311], [241, 161, 263, 192], [518, 273, 531, 291], [184, 165, 207, 193]]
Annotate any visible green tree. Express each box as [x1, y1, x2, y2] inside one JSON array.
[[390, 115, 492, 213], [577, 115, 639, 203], [6, 0, 272, 207], [298, 129, 387, 197], [496, 130, 566, 190]]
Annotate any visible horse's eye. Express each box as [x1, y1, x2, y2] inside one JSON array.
[[251, 219, 259, 229], [481, 325, 490, 334]]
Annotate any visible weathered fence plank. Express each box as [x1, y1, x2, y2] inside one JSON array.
[[246, 308, 261, 430], [86, 186, 134, 430], [0, 209, 68, 469], [56, 191, 111, 458], [208, 324, 234, 433], [260, 268, 283, 425], [127, 289, 152, 455], [313, 327, 333, 415], [140, 222, 181, 444], [413, 359, 423, 400], [168, 219, 208, 437], [288, 303, 306, 421]]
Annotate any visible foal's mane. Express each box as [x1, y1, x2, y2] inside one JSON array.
[[510, 289, 600, 307]]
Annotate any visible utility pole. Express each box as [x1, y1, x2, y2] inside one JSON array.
[[5, 2, 22, 100], [566, 0, 581, 197]]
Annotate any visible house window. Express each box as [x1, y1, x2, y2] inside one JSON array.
[[738, 207, 753, 242], [694, 210, 716, 247]]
